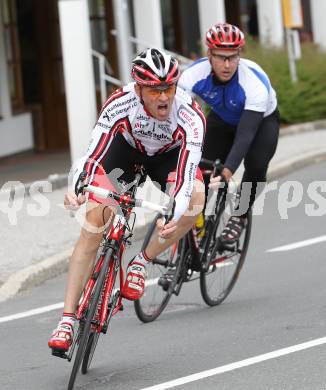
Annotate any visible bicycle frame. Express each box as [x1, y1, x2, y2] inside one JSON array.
[[73, 167, 167, 339], [183, 161, 229, 271], [76, 236, 124, 334]]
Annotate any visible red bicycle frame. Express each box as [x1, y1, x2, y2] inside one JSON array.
[[76, 207, 133, 333]]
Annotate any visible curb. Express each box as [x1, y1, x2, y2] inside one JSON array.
[[280, 119, 326, 137], [0, 248, 73, 303], [1, 121, 326, 302], [0, 219, 152, 303], [267, 148, 326, 181], [0, 173, 68, 202]]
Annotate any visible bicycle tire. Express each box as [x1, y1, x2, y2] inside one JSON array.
[[81, 331, 100, 374], [200, 210, 252, 306], [134, 214, 185, 323], [81, 253, 120, 374], [67, 248, 114, 390]]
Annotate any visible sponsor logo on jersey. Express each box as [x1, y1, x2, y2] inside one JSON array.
[[103, 101, 137, 122], [178, 104, 195, 125], [106, 96, 137, 113], [187, 140, 202, 148], [193, 127, 199, 139], [185, 162, 195, 197], [134, 122, 146, 129], [96, 121, 110, 130], [157, 124, 171, 133], [134, 128, 171, 141], [202, 91, 218, 99], [178, 105, 199, 138], [136, 114, 150, 121]]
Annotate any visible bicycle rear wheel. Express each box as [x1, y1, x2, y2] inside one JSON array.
[[67, 249, 114, 390], [134, 214, 184, 323], [200, 210, 252, 306]]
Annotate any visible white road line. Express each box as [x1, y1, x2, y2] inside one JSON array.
[[0, 302, 63, 324], [0, 278, 157, 324], [139, 336, 326, 390], [267, 235, 326, 252]]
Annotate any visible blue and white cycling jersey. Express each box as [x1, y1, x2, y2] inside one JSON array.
[[179, 58, 277, 126]]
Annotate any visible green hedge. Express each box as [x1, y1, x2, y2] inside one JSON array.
[[242, 39, 326, 124]]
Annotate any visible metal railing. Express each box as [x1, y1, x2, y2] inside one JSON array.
[[92, 34, 192, 105], [110, 30, 192, 70], [92, 50, 122, 105]]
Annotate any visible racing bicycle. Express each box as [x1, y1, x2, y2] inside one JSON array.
[[51, 166, 166, 390]]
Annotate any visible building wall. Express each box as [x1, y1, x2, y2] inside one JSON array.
[[0, 115, 33, 158], [310, 0, 326, 50], [1, 0, 326, 159]]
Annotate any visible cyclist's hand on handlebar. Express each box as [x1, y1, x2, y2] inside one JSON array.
[[64, 191, 86, 210], [156, 217, 177, 239], [209, 167, 232, 191]]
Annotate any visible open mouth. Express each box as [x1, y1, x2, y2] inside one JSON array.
[[158, 104, 168, 111]]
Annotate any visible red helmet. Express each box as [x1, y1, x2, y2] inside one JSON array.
[[131, 48, 180, 87], [206, 23, 245, 50]]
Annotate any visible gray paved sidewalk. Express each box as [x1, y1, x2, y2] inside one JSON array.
[[0, 123, 326, 302]]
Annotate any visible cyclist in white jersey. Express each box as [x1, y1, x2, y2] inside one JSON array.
[[48, 48, 206, 353], [179, 23, 280, 249]]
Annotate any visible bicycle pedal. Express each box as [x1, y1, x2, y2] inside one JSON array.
[[158, 279, 170, 292], [51, 349, 69, 359], [217, 237, 237, 252]]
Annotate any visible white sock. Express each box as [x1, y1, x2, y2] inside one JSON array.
[[60, 313, 76, 327], [132, 250, 151, 267]]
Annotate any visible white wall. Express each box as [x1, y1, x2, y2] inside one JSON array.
[[0, 114, 33, 158], [132, 0, 164, 50], [310, 0, 326, 50], [58, 0, 97, 164], [257, 0, 284, 47], [198, 0, 225, 45]]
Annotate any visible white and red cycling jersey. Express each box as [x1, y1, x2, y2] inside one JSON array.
[[73, 82, 205, 221]]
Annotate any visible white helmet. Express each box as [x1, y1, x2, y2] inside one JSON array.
[[131, 48, 180, 87]]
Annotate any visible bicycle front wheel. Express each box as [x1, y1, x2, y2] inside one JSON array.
[[67, 249, 114, 390], [200, 211, 252, 306], [134, 214, 184, 323], [81, 331, 100, 374]]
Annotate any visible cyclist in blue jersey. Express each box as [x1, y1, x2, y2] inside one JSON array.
[[179, 23, 280, 249]]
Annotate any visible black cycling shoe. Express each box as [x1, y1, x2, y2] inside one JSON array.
[[218, 216, 246, 250]]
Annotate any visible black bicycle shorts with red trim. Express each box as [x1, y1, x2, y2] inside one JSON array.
[[88, 132, 203, 205]]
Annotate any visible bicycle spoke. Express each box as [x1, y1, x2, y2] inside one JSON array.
[[134, 214, 184, 322]]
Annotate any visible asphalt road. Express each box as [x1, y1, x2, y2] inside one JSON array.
[[1, 161, 326, 390]]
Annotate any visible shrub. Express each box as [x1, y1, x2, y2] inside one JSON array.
[[243, 39, 326, 124]]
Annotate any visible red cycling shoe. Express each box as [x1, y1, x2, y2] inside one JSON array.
[[121, 262, 146, 301], [48, 322, 74, 352]]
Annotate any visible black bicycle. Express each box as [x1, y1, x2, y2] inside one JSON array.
[[134, 158, 252, 322]]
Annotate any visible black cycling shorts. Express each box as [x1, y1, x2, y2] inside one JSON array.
[[88, 132, 202, 202]]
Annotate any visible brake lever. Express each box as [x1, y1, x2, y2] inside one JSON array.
[[74, 171, 88, 197]]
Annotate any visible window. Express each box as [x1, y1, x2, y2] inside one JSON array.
[[89, 0, 108, 54], [1, 0, 24, 112]]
